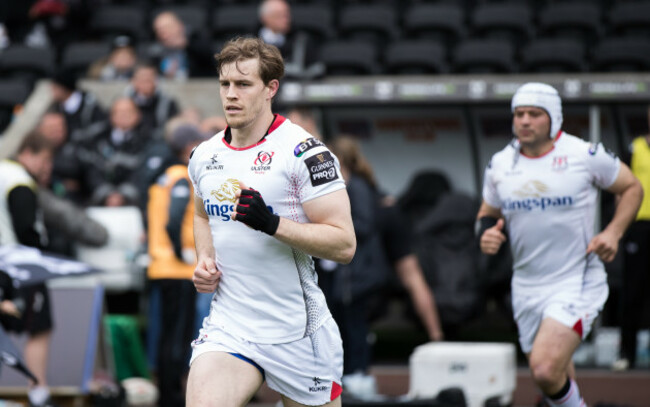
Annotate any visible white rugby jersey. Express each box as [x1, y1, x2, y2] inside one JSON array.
[[482, 132, 621, 290], [188, 115, 345, 344]]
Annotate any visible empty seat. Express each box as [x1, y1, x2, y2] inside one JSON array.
[[384, 40, 448, 74], [452, 39, 517, 73], [88, 6, 148, 42], [318, 41, 380, 76], [61, 42, 113, 78], [538, 2, 602, 48], [403, 3, 467, 49], [591, 37, 650, 72], [609, 1, 650, 37], [520, 38, 587, 73], [470, 3, 534, 49], [337, 4, 399, 47], [151, 5, 208, 34], [211, 5, 258, 43], [291, 3, 335, 45], [0, 45, 55, 83]]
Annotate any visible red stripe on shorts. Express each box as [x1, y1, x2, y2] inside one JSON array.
[[330, 381, 342, 401], [572, 319, 583, 337]]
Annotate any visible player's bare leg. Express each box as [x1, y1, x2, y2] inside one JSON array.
[[186, 351, 264, 407], [528, 318, 585, 406], [281, 394, 341, 407]]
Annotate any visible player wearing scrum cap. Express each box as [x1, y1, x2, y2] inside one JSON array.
[[476, 82, 642, 407]]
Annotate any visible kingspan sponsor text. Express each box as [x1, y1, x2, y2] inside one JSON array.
[[502, 196, 574, 211]]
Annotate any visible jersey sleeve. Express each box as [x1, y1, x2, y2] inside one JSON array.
[[187, 146, 203, 199], [585, 142, 621, 189], [289, 137, 346, 203], [482, 158, 502, 209]]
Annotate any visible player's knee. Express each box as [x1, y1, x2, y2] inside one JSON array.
[[530, 358, 563, 390]]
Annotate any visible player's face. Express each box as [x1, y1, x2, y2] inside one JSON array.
[[513, 106, 552, 145], [219, 58, 277, 130]]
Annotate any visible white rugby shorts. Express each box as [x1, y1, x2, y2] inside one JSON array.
[[512, 264, 609, 354], [190, 317, 343, 406]]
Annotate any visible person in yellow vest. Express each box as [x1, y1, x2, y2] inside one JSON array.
[[147, 123, 206, 407], [613, 108, 650, 371]]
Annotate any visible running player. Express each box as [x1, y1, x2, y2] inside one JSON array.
[[186, 37, 356, 407], [477, 82, 643, 407]]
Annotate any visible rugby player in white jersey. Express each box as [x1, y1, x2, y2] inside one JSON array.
[[185, 37, 356, 407], [477, 82, 642, 407]]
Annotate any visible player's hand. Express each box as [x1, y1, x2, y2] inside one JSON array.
[[587, 230, 619, 263], [193, 256, 221, 293], [231, 181, 280, 235], [480, 218, 507, 255]]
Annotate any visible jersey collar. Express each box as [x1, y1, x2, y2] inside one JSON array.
[[222, 114, 286, 151]]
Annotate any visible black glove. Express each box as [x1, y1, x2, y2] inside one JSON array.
[[235, 188, 280, 235]]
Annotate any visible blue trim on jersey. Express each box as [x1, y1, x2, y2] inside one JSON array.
[[229, 352, 265, 378]]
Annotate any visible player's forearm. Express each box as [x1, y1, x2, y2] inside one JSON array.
[[606, 181, 643, 238], [273, 217, 356, 264], [193, 214, 215, 260]]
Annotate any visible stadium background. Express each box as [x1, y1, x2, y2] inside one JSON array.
[[1, 0, 650, 405]]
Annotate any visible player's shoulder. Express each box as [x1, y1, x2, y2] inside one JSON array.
[[487, 139, 518, 169], [276, 118, 328, 157], [558, 132, 616, 159], [190, 132, 224, 161]]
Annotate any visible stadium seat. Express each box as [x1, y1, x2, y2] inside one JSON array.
[[520, 38, 588, 73], [88, 6, 148, 43], [384, 40, 448, 74], [211, 4, 259, 43], [537, 2, 603, 48], [402, 3, 467, 51], [151, 5, 208, 35], [60, 42, 113, 78], [0, 45, 55, 84], [318, 40, 380, 76], [452, 39, 517, 73], [590, 37, 650, 72], [291, 3, 336, 45], [470, 2, 534, 49], [75, 206, 146, 292], [337, 4, 399, 48], [608, 1, 650, 37]]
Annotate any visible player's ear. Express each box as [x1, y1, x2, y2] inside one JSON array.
[[267, 79, 279, 99]]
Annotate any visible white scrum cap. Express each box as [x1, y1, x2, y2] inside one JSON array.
[[511, 82, 563, 139]]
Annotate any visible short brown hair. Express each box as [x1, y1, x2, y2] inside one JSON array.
[[215, 37, 284, 85], [18, 130, 55, 154]]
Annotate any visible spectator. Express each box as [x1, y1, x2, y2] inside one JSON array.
[[326, 135, 391, 400], [125, 63, 180, 140], [49, 67, 107, 144], [148, 11, 215, 80], [36, 111, 110, 255], [36, 111, 84, 203], [147, 124, 205, 407], [0, 130, 57, 407], [258, 0, 324, 79], [613, 105, 650, 371], [87, 35, 138, 81], [78, 97, 152, 207]]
